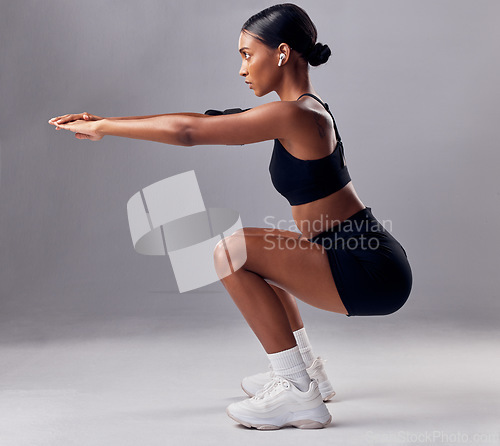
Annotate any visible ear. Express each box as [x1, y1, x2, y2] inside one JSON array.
[[277, 43, 291, 65]]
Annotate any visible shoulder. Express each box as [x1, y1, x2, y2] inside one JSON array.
[[241, 100, 310, 123], [278, 98, 335, 153], [242, 100, 318, 139], [189, 100, 311, 146]]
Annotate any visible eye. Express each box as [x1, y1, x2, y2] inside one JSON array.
[[244, 52, 250, 60]]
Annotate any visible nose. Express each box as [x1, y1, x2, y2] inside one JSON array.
[[239, 61, 248, 77]]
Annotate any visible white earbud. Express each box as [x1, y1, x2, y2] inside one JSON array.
[[278, 53, 285, 67]]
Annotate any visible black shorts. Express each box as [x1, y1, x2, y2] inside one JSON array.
[[307, 206, 412, 317]]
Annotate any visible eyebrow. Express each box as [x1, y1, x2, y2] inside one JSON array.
[[239, 47, 250, 53]]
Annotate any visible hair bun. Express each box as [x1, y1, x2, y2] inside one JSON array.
[[307, 42, 331, 66]]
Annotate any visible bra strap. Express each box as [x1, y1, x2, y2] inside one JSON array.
[[296, 93, 342, 143]]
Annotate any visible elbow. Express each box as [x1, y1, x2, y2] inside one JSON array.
[[178, 127, 195, 146], [177, 122, 196, 146], [169, 116, 204, 146]]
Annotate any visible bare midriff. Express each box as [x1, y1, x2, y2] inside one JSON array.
[[292, 182, 366, 240]]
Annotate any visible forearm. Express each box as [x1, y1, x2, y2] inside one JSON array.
[[97, 114, 195, 146], [105, 112, 209, 120]]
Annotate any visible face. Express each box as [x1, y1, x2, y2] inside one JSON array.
[[238, 31, 281, 97]]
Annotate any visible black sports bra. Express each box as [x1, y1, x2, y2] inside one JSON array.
[[268, 93, 351, 206]]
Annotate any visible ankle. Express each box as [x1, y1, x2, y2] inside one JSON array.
[[267, 345, 311, 392]]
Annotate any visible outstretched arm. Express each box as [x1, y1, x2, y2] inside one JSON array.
[[51, 101, 305, 146], [49, 111, 210, 124]]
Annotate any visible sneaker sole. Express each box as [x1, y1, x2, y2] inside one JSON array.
[[226, 408, 332, 430], [322, 390, 336, 402], [318, 381, 336, 402]]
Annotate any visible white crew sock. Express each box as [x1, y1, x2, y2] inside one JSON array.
[[293, 327, 316, 368], [267, 345, 311, 392]]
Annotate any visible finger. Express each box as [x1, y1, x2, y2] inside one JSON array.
[[83, 113, 100, 121], [48, 115, 64, 122], [54, 122, 73, 131], [49, 116, 70, 124], [55, 114, 80, 124], [52, 113, 86, 125], [49, 114, 70, 123]]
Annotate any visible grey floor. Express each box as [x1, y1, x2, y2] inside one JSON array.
[[1, 288, 499, 446]]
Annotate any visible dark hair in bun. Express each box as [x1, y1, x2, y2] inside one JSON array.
[[242, 3, 331, 67], [306, 42, 331, 66]]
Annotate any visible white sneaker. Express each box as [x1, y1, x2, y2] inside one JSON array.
[[227, 376, 332, 430], [241, 357, 336, 402]]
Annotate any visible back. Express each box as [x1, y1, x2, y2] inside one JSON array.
[[268, 94, 351, 206]]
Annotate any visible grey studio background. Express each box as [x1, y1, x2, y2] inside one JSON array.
[[1, 1, 499, 445]]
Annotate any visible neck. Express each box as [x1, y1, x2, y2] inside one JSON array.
[[275, 66, 316, 101]]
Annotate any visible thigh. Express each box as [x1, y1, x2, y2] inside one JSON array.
[[214, 227, 349, 315]]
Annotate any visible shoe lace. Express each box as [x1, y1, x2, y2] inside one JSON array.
[[252, 376, 287, 400]]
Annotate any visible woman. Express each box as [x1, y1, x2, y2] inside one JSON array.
[[49, 3, 412, 430]]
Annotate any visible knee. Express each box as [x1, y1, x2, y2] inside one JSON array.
[[213, 231, 248, 279], [213, 239, 231, 279]]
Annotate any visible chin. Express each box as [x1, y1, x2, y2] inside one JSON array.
[[254, 88, 270, 98]]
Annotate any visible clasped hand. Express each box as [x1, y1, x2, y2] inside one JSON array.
[[48, 112, 104, 141]]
